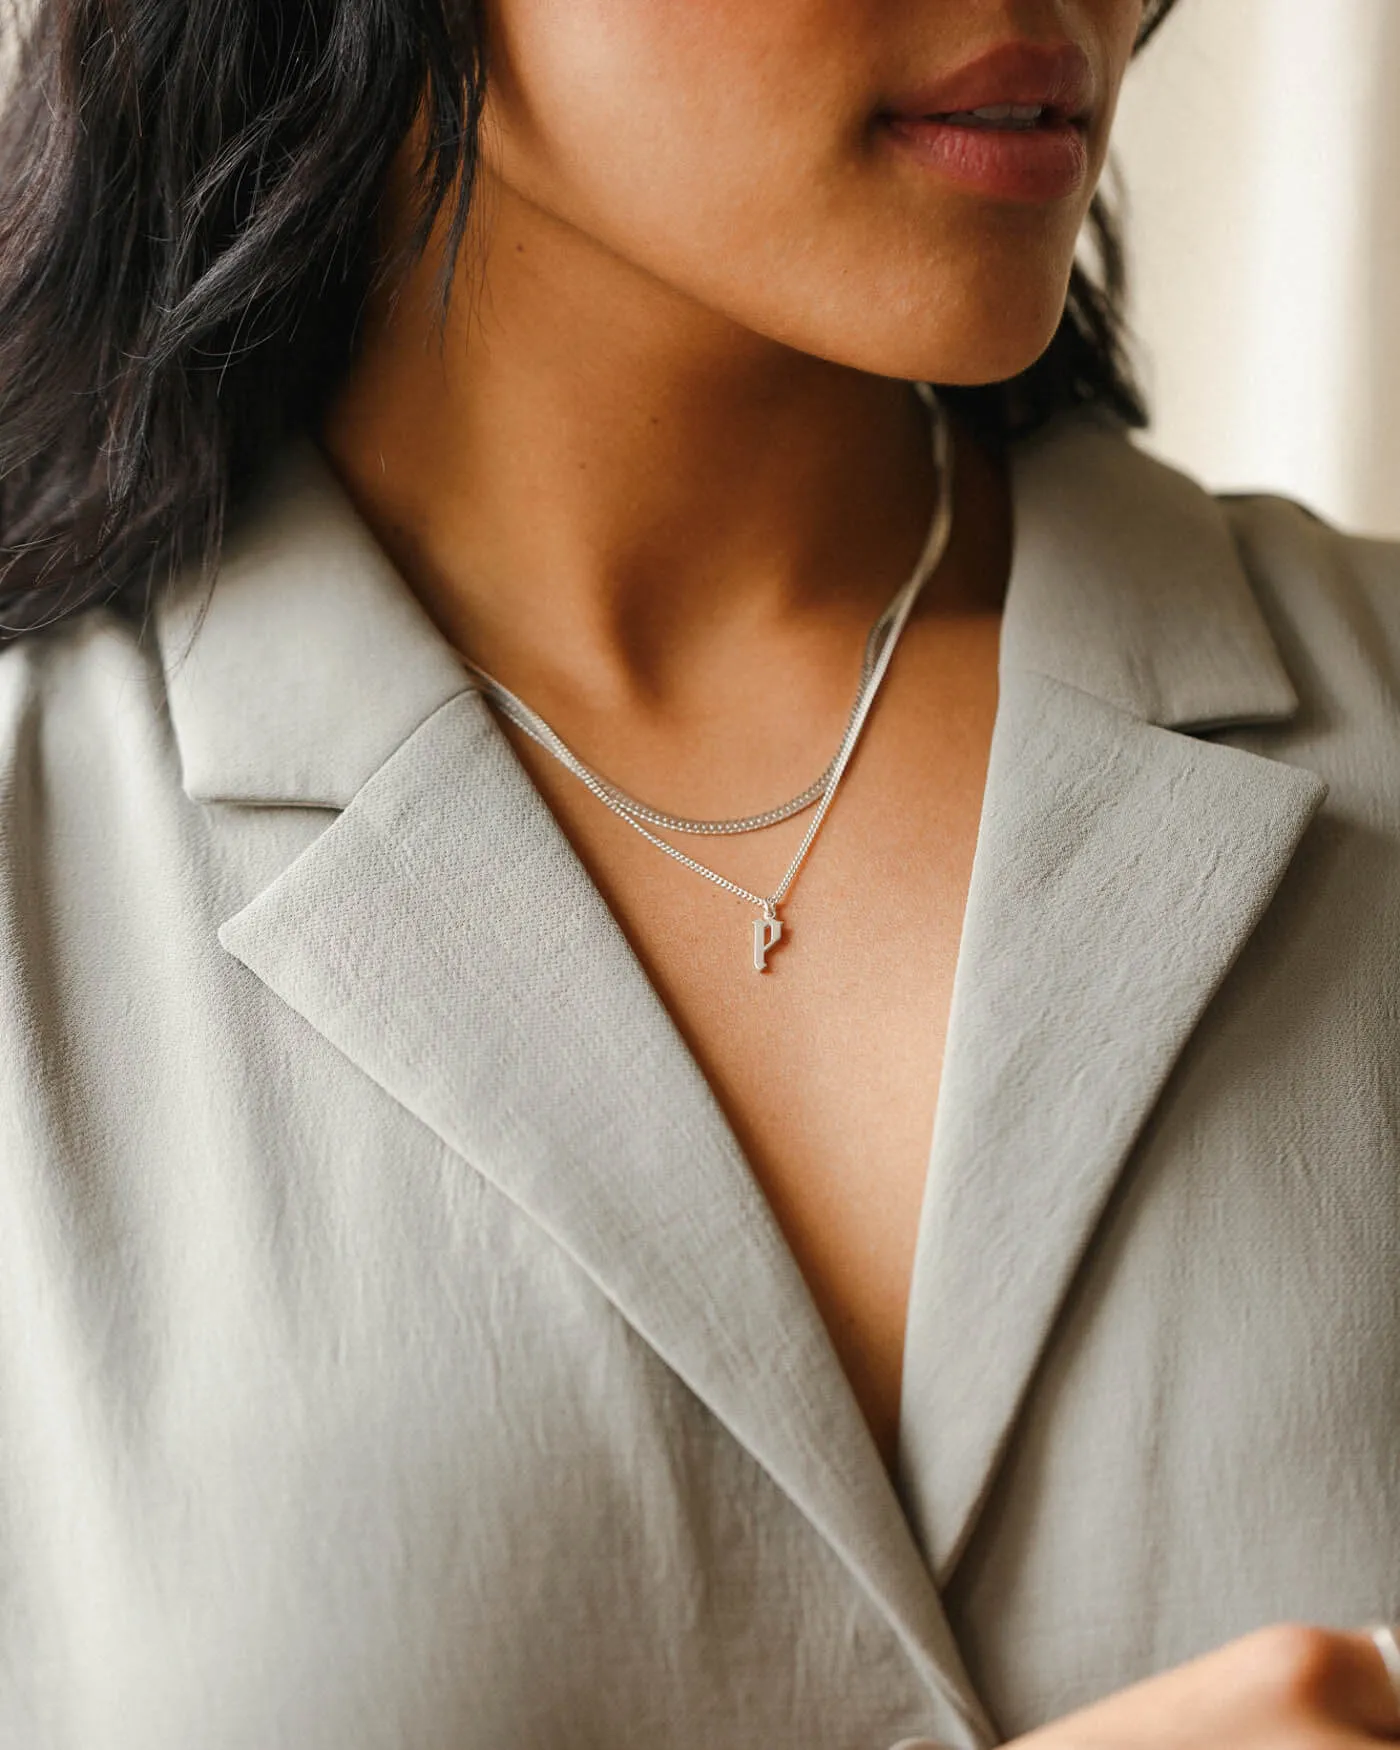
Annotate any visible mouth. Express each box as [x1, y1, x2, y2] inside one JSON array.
[[882, 40, 1096, 132], [878, 41, 1095, 203]]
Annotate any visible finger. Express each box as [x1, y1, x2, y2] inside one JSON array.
[[1330, 1630, 1400, 1738]]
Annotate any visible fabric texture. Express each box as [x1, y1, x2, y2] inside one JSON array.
[[2, 409, 1399, 1749]]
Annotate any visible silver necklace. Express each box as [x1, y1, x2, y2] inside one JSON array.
[[462, 381, 954, 972], [476, 634, 880, 836]]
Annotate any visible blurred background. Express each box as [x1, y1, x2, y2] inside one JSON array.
[[1113, 0, 1400, 536]]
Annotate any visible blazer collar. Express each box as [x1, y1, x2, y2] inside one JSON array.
[[155, 411, 1300, 810], [156, 440, 472, 809], [1000, 407, 1297, 730]]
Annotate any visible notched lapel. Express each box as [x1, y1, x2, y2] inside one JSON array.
[[179, 411, 1322, 1731], [218, 688, 992, 1746], [898, 669, 1327, 1585]]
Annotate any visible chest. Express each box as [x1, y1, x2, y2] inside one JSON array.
[[503, 614, 1002, 1470]]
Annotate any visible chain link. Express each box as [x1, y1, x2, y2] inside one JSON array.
[[469, 638, 884, 835]]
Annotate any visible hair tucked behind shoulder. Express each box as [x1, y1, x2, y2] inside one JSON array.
[[0, 0, 1177, 642]]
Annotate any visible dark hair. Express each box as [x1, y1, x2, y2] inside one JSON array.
[[0, 0, 1178, 640]]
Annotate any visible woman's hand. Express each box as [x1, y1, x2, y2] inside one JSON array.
[[1009, 1624, 1400, 1748]]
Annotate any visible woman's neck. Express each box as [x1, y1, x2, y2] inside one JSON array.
[[320, 168, 1011, 730]]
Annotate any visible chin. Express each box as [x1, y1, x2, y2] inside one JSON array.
[[922, 270, 1074, 384], [774, 256, 1075, 390], [917, 327, 1061, 389], [826, 307, 1068, 394]]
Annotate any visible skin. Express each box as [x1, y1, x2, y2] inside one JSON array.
[[323, 4, 1399, 1739], [324, 0, 1129, 1474]]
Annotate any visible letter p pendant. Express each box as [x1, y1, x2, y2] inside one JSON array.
[[753, 904, 784, 973]]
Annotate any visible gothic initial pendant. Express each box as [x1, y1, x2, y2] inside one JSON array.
[[753, 906, 784, 973]]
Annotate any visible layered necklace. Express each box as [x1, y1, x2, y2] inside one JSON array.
[[461, 381, 954, 973]]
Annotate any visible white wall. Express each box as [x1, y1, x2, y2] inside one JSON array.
[[1111, 0, 1400, 537]]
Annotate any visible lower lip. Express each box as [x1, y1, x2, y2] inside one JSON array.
[[883, 116, 1089, 203]]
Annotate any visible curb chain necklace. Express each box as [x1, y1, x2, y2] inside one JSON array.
[[461, 381, 954, 972]]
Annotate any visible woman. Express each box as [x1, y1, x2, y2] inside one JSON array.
[[3, 0, 1400, 1744]]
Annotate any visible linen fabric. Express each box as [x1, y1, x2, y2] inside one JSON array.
[[2, 408, 1399, 1749]]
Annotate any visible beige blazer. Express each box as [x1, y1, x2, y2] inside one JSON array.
[[3, 408, 1399, 1750]]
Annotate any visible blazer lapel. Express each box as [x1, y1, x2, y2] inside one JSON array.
[[898, 414, 1328, 1584], [159, 445, 992, 1745], [157, 413, 1327, 1727]]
